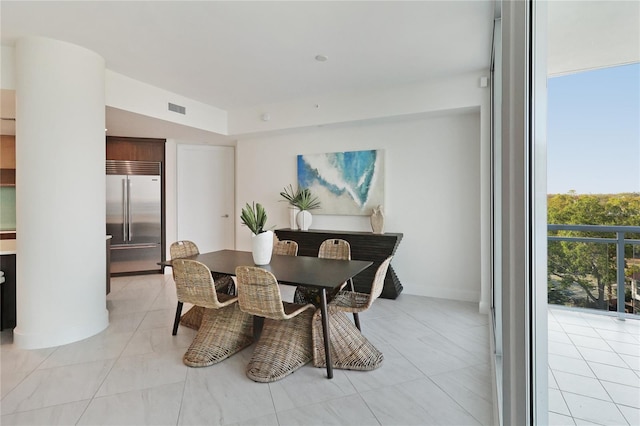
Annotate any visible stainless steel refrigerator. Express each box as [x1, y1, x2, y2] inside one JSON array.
[[106, 160, 162, 274]]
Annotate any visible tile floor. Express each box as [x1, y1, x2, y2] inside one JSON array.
[[548, 306, 640, 426], [1, 273, 494, 425]]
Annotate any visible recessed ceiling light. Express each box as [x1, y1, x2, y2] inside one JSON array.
[[315, 54, 328, 62]]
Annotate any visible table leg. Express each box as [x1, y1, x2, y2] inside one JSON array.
[[348, 278, 361, 330], [320, 288, 333, 379]]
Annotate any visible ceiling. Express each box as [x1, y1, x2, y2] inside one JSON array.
[[0, 1, 495, 111], [1, 1, 637, 140]]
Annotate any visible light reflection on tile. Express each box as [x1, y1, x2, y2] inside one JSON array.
[[1, 359, 115, 414], [77, 382, 183, 425], [11, 275, 638, 426], [0, 400, 90, 426], [276, 394, 379, 426], [360, 377, 482, 425]]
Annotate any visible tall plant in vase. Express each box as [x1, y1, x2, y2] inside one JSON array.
[[294, 188, 321, 231], [279, 185, 321, 231], [279, 184, 302, 230], [240, 202, 273, 265]]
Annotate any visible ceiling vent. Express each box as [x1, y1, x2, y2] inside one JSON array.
[[168, 102, 186, 115]]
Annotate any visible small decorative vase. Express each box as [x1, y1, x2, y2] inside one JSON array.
[[296, 210, 313, 231], [251, 230, 274, 265], [289, 207, 300, 230], [370, 205, 385, 234]]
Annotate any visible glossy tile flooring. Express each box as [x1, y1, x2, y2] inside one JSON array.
[[1, 273, 494, 425], [548, 307, 640, 426]]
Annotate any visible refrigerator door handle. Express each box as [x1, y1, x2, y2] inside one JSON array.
[[122, 178, 128, 241], [111, 243, 159, 250], [127, 178, 133, 241]]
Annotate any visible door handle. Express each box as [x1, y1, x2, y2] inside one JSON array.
[[221, 214, 229, 218], [122, 178, 127, 240], [127, 178, 133, 241]]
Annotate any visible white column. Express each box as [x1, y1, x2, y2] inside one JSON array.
[[14, 37, 108, 349]]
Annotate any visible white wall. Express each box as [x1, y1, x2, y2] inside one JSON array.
[[1, 45, 16, 89], [105, 71, 228, 135], [236, 110, 482, 301]]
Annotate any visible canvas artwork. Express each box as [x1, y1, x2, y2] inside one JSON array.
[[297, 149, 384, 215]]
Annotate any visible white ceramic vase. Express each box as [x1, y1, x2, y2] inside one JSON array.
[[251, 230, 274, 265], [296, 210, 312, 231], [289, 207, 300, 230]]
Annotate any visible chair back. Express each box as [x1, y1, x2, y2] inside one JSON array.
[[235, 266, 289, 320], [273, 240, 298, 256], [170, 240, 199, 259], [366, 256, 393, 307], [172, 259, 225, 308], [318, 239, 351, 260]]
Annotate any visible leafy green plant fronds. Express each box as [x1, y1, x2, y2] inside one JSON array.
[[296, 188, 321, 211], [240, 202, 270, 234], [279, 184, 321, 211], [279, 184, 302, 206]]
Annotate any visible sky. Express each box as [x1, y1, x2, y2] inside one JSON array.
[[546, 62, 640, 195]]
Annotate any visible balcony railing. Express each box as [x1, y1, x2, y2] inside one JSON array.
[[548, 224, 640, 317]]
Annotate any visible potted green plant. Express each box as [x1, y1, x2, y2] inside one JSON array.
[[280, 184, 303, 230], [295, 188, 321, 211], [240, 202, 273, 265], [279, 184, 302, 206], [279, 185, 321, 230]]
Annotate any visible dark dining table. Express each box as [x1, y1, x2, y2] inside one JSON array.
[[162, 249, 373, 379]]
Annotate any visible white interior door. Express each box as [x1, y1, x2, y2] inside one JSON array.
[[177, 145, 234, 253]]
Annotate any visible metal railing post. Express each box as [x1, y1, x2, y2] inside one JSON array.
[[617, 231, 625, 320]]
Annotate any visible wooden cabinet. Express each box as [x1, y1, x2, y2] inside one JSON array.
[[274, 229, 404, 299], [0, 135, 16, 186], [0, 135, 15, 169], [106, 136, 165, 162]]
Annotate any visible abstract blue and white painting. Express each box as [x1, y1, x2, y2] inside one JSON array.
[[297, 149, 384, 215]]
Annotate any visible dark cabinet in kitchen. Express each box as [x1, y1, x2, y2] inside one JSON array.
[[1, 254, 16, 330]]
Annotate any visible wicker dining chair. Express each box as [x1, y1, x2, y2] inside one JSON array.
[[169, 240, 235, 335], [173, 259, 253, 367], [310, 304, 384, 371], [273, 240, 298, 256], [329, 255, 394, 332], [309, 257, 393, 371], [235, 266, 316, 382], [294, 238, 352, 311]]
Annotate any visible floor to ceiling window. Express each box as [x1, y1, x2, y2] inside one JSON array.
[[495, 2, 638, 424], [545, 1, 639, 425]]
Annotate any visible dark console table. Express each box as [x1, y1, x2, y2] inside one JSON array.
[[274, 229, 403, 299]]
